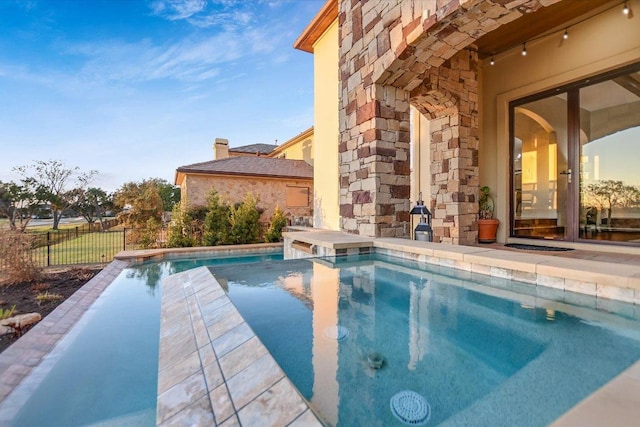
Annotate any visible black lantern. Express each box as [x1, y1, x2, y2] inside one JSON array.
[[410, 192, 433, 242]]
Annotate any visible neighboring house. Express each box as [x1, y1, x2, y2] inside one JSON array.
[[295, 0, 640, 249], [270, 127, 314, 166], [175, 139, 314, 223], [213, 138, 277, 160]]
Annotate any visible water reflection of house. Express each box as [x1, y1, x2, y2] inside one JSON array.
[[174, 129, 314, 223], [294, 0, 640, 250]]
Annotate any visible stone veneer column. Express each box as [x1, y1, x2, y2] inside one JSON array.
[[411, 50, 479, 244], [339, 83, 412, 238], [338, 0, 563, 241]]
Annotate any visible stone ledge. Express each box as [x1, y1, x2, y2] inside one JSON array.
[[115, 243, 283, 262], [158, 266, 323, 427]]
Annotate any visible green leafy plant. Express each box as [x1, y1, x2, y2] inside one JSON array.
[[264, 206, 288, 243], [35, 291, 63, 304], [479, 186, 495, 220], [0, 305, 16, 321]]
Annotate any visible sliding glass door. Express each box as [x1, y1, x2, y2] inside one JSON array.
[[511, 63, 640, 245], [512, 95, 569, 239]]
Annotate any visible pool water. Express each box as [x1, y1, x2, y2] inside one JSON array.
[[212, 254, 640, 427], [7, 253, 282, 427]]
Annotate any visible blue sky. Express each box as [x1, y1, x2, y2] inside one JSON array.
[[0, 0, 323, 192]]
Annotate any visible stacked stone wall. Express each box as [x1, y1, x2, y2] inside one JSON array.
[[338, 0, 563, 242], [183, 175, 313, 222]]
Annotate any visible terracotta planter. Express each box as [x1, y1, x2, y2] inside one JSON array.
[[478, 219, 500, 243]]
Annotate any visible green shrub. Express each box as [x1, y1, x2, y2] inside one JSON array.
[[264, 206, 288, 243], [139, 217, 162, 248], [167, 204, 208, 247], [229, 194, 260, 244], [202, 191, 231, 246]]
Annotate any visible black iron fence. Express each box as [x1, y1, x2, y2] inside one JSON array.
[[0, 227, 169, 269], [1, 221, 274, 269]]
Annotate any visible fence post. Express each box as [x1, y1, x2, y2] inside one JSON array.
[[123, 228, 126, 251], [47, 231, 51, 267]]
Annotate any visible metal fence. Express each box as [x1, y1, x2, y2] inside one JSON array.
[[1, 221, 272, 269], [0, 227, 168, 269]]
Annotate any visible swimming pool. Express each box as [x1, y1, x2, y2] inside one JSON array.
[[2, 252, 282, 427], [211, 254, 640, 426]]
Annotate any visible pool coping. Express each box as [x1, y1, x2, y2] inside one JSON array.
[[156, 266, 322, 426]]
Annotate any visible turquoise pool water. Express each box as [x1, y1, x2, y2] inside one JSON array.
[[7, 252, 282, 427], [212, 254, 640, 426]]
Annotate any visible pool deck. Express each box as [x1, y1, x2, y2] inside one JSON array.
[[0, 236, 639, 425]]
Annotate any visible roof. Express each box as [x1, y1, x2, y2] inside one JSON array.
[[294, 0, 337, 53], [176, 156, 313, 180], [229, 143, 278, 155]]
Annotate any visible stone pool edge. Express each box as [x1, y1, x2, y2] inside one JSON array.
[[157, 266, 322, 427]]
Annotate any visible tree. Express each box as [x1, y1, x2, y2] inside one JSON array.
[[202, 191, 231, 246], [583, 180, 640, 225], [114, 179, 164, 229], [0, 180, 44, 231], [229, 194, 260, 244], [76, 187, 112, 228], [13, 160, 97, 230], [154, 179, 181, 212]]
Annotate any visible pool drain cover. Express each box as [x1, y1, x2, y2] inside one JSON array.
[[390, 391, 430, 425], [323, 325, 349, 340]]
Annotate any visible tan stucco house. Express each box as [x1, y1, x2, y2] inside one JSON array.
[[296, 0, 640, 252], [175, 137, 314, 223]]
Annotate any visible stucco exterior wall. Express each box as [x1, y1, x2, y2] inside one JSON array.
[[313, 20, 340, 230], [480, 0, 640, 242], [273, 134, 314, 165], [182, 174, 313, 222], [410, 106, 431, 204]]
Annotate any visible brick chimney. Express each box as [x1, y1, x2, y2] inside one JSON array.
[[213, 138, 229, 160]]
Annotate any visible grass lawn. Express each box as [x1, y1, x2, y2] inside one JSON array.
[[30, 230, 126, 266]]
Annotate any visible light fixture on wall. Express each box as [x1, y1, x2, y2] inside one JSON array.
[[482, 0, 630, 68]]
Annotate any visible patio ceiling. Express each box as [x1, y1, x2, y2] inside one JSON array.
[[475, 0, 620, 58]]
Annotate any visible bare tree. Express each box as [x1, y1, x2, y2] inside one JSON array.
[[13, 160, 97, 230]]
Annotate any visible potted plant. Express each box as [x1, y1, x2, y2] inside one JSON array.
[[478, 185, 500, 243]]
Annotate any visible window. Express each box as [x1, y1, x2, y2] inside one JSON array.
[[286, 186, 309, 207]]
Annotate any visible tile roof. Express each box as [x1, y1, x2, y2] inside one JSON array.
[[176, 156, 313, 179], [229, 143, 278, 154]]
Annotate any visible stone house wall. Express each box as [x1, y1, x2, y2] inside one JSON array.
[[182, 174, 313, 222]]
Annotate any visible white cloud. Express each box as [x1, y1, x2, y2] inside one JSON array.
[[149, 0, 207, 20]]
